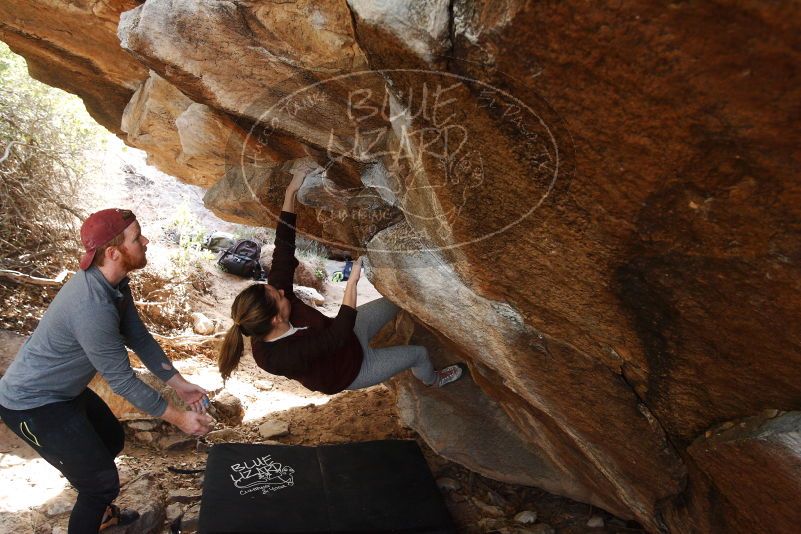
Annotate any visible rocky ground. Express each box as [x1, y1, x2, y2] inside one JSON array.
[[0, 151, 640, 533]]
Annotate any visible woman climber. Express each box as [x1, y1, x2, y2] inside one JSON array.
[[217, 173, 465, 394]]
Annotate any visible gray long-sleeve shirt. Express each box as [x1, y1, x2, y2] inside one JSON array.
[[0, 266, 177, 416]]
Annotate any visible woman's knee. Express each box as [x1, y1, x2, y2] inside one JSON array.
[[410, 345, 430, 364]]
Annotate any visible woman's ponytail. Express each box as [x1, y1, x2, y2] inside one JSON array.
[[218, 323, 245, 382], [217, 283, 279, 381]]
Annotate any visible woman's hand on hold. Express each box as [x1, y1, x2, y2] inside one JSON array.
[[283, 171, 307, 213], [286, 171, 307, 195], [342, 257, 362, 309]]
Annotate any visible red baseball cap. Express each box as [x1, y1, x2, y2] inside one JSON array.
[[79, 209, 137, 270]]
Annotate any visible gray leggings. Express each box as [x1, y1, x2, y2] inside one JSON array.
[[346, 298, 436, 389]]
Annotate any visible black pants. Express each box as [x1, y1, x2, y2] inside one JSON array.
[[0, 388, 124, 533]]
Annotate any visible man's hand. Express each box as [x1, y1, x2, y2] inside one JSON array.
[[166, 374, 207, 412], [162, 403, 214, 437], [178, 411, 215, 437]]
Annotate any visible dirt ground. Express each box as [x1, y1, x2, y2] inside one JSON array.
[[0, 148, 641, 533]]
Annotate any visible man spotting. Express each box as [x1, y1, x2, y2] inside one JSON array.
[[0, 208, 214, 533]]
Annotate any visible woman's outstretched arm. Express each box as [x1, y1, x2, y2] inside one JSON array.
[[268, 173, 307, 293], [342, 257, 362, 309], [281, 171, 306, 214]]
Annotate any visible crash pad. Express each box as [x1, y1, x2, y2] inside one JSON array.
[[198, 439, 455, 533]]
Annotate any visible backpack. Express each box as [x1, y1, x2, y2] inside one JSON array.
[[217, 239, 264, 279], [202, 231, 237, 253]]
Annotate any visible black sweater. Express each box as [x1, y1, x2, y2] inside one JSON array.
[[251, 212, 363, 394]]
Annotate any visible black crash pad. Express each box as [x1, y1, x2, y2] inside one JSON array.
[[198, 440, 455, 534]]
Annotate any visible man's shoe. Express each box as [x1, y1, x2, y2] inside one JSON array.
[[99, 504, 140, 531], [434, 363, 467, 387]]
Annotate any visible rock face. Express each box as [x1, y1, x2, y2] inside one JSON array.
[[0, 0, 147, 133], [685, 411, 801, 534], [2, 2, 800, 533], [122, 72, 235, 189]]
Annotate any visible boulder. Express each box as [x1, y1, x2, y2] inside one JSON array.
[[0, 0, 147, 132], [167, 489, 201, 505], [210, 391, 244, 426], [0, 509, 48, 534], [133, 431, 156, 444], [190, 312, 215, 335], [587, 516, 605, 528], [122, 71, 256, 189], [127, 420, 160, 432], [435, 477, 460, 492], [372, 230, 684, 528], [2, 1, 800, 532], [180, 503, 200, 532], [165, 502, 183, 524], [113, 472, 167, 534], [158, 433, 196, 452], [258, 420, 290, 440], [46, 472, 167, 534], [117, 0, 371, 155], [514, 511, 537, 525], [393, 328, 635, 516], [293, 286, 325, 307], [44, 489, 77, 518], [687, 411, 801, 534]]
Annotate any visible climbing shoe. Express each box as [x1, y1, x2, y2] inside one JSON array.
[[434, 363, 467, 387], [99, 504, 140, 531]]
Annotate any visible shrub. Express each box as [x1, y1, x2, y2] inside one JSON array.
[[163, 202, 215, 268], [0, 42, 107, 275]]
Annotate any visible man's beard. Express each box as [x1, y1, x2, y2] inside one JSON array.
[[120, 246, 147, 272]]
